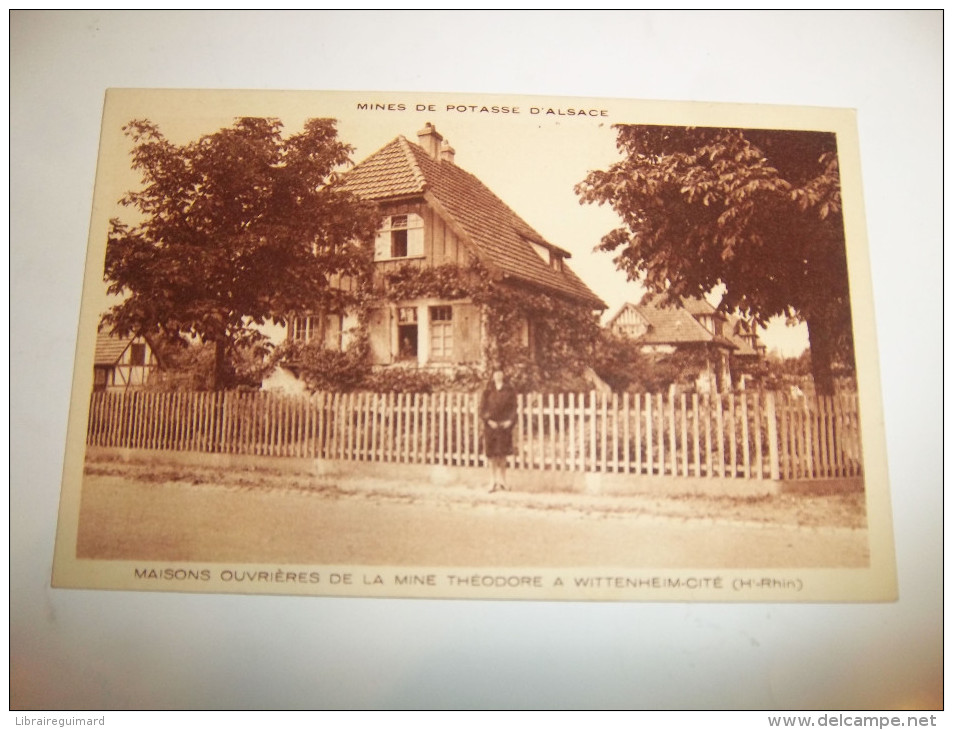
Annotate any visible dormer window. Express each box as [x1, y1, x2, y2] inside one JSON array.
[[375, 213, 424, 261], [530, 241, 549, 266], [696, 314, 718, 336], [530, 240, 565, 272]]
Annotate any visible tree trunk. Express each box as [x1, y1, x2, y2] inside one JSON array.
[[806, 315, 836, 396], [212, 338, 227, 391]]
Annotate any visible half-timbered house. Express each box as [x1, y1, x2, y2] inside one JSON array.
[[285, 123, 605, 376], [92, 332, 160, 392]]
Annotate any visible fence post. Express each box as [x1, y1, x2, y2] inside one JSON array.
[[691, 393, 700, 478], [765, 391, 781, 480], [566, 392, 576, 472], [588, 391, 597, 473], [644, 393, 653, 475]]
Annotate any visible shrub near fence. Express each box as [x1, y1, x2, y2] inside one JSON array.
[[86, 389, 863, 481]]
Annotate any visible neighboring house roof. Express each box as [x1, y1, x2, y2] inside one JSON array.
[[94, 332, 157, 366], [94, 332, 135, 366], [639, 304, 729, 347], [726, 315, 764, 357], [608, 299, 737, 349], [604, 301, 647, 331], [341, 131, 606, 309], [678, 296, 720, 318]]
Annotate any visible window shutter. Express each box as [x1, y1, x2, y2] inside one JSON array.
[[368, 307, 393, 365], [374, 228, 390, 261], [408, 215, 424, 257], [324, 314, 342, 351], [452, 303, 481, 363]]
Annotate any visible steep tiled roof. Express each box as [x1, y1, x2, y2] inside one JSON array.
[[342, 135, 605, 309], [638, 304, 720, 345], [340, 136, 425, 199], [94, 332, 133, 365], [679, 296, 719, 317], [609, 298, 736, 349]]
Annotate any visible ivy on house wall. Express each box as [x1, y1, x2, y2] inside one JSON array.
[[478, 281, 602, 392], [375, 262, 482, 302], [378, 263, 603, 392], [280, 261, 603, 393]]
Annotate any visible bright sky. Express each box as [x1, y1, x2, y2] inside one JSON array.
[[98, 90, 812, 357]]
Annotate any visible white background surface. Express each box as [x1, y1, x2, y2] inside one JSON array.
[[10, 10, 942, 710]]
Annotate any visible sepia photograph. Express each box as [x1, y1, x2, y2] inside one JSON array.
[[15, 11, 941, 713], [51, 88, 895, 602]]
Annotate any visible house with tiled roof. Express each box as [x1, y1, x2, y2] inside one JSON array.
[[606, 295, 740, 392], [93, 332, 160, 392], [285, 123, 605, 378]]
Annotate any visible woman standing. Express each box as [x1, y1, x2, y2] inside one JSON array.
[[480, 368, 517, 493]]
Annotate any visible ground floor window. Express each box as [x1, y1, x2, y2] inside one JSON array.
[[289, 313, 343, 350], [93, 366, 109, 391], [397, 306, 418, 360], [289, 314, 318, 343], [429, 305, 453, 361], [367, 300, 480, 366]]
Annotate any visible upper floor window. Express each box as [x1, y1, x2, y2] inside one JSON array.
[[390, 215, 408, 257], [374, 213, 424, 261], [129, 343, 146, 366]]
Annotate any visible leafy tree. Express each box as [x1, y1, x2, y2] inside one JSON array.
[[576, 125, 855, 395], [272, 337, 370, 393], [147, 339, 271, 391], [592, 331, 717, 393], [102, 117, 380, 390]]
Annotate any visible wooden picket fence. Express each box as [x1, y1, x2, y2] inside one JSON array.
[[86, 389, 863, 481]]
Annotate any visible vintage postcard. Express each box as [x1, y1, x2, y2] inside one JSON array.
[[52, 89, 896, 601]]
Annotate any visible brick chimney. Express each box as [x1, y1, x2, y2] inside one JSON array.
[[417, 122, 443, 159], [439, 139, 456, 164]]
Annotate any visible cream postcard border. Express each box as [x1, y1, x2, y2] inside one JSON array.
[[52, 88, 896, 602]]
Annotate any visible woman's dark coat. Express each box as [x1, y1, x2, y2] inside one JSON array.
[[480, 382, 518, 458]]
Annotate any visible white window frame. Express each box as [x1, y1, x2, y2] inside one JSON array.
[[374, 213, 424, 262], [289, 314, 316, 343], [429, 305, 453, 362], [289, 313, 343, 349]]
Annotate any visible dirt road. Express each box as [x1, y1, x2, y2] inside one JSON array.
[[75, 462, 868, 569]]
